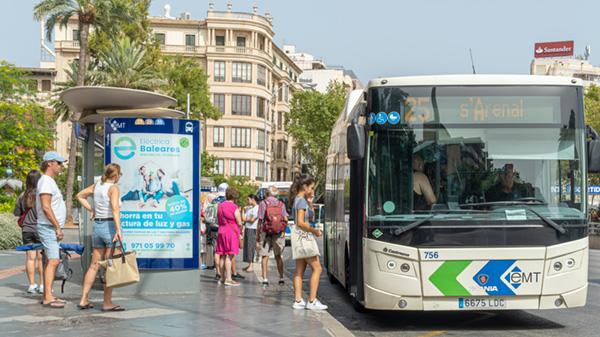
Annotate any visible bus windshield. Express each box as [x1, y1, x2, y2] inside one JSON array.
[[366, 85, 587, 224]]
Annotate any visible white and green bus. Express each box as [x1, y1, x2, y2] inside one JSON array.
[[325, 75, 600, 311]]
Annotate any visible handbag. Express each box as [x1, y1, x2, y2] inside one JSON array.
[[18, 207, 30, 227], [227, 219, 243, 249], [291, 197, 320, 260], [98, 239, 139, 288]]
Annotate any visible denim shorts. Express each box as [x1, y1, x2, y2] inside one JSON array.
[[92, 220, 120, 248], [37, 223, 60, 259]]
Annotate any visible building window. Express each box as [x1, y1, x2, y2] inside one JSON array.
[[214, 159, 224, 175], [73, 29, 80, 41], [257, 65, 266, 86], [278, 112, 283, 130], [185, 34, 195, 46], [278, 84, 283, 101], [271, 111, 274, 124], [292, 147, 296, 164], [283, 140, 288, 159], [231, 159, 250, 178], [236, 36, 246, 47], [214, 94, 225, 114], [216, 36, 225, 46], [41, 80, 51, 92], [272, 55, 276, 64], [213, 126, 224, 147], [231, 127, 251, 148], [277, 168, 282, 181], [214, 61, 225, 82], [285, 86, 289, 102], [232, 95, 251, 115], [256, 130, 265, 150], [256, 161, 264, 180], [271, 139, 275, 156], [256, 97, 265, 118], [232, 62, 251, 83], [156, 33, 165, 45], [277, 140, 282, 159]]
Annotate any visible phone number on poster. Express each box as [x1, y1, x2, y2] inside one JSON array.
[[130, 243, 175, 249]]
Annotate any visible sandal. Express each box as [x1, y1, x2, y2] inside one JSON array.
[[41, 301, 64, 309], [101, 305, 125, 311], [77, 303, 94, 310]]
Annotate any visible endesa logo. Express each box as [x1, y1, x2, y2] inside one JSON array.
[[114, 137, 136, 160]]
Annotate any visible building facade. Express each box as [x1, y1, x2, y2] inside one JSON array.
[[50, 3, 303, 183]]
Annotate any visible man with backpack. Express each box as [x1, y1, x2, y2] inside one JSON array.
[[256, 186, 289, 286]]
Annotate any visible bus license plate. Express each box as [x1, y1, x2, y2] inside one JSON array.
[[459, 298, 506, 309]]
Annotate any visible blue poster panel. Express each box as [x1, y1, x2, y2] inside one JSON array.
[[105, 118, 200, 269]]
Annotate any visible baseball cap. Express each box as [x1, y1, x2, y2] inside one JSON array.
[[217, 182, 229, 197], [43, 151, 68, 163]]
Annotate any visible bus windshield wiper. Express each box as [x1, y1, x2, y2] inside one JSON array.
[[457, 201, 567, 234], [390, 209, 489, 235]]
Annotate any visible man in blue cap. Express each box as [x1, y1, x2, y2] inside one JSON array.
[[37, 151, 68, 308]]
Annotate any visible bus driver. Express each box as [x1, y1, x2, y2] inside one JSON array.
[[485, 163, 533, 202], [413, 153, 436, 210]]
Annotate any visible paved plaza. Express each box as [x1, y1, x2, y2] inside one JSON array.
[[0, 229, 350, 337]]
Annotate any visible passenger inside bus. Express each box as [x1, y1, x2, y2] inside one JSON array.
[[413, 153, 436, 210], [484, 163, 533, 202]]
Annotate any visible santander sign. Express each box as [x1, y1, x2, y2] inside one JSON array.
[[534, 41, 574, 58]]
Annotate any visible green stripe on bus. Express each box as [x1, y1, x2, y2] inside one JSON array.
[[429, 260, 472, 296]]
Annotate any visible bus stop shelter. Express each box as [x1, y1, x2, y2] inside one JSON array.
[[60, 86, 201, 293]]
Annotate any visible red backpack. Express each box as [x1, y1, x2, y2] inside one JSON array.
[[263, 199, 285, 234]]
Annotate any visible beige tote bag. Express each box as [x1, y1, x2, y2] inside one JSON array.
[[98, 240, 140, 288]]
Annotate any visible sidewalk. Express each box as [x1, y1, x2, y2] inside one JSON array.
[[0, 229, 349, 336]]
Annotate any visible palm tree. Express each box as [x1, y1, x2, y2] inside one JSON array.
[[33, 0, 141, 223], [52, 61, 98, 122], [93, 37, 165, 90]]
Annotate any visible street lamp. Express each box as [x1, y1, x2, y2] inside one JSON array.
[[263, 82, 316, 182]]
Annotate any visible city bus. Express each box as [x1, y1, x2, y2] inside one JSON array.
[[324, 75, 600, 311]]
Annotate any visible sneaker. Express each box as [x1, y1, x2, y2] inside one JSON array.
[[278, 279, 285, 285], [306, 299, 328, 310], [292, 299, 306, 309], [27, 285, 38, 294], [232, 273, 245, 280], [262, 280, 269, 287], [215, 274, 221, 280], [224, 280, 240, 287], [217, 280, 223, 285], [38, 285, 44, 294], [201, 264, 207, 269]]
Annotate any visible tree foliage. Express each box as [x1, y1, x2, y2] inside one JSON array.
[[212, 175, 257, 209], [0, 61, 55, 182], [93, 36, 165, 90], [159, 55, 220, 120], [201, 150, 218, 178], [285, 81, 347, 200]]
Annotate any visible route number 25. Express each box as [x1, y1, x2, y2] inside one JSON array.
[[424, 251, 439, 259], [405, 97, 431, 122]]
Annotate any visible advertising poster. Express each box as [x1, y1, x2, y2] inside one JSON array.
[[105, 118, 200, 269]]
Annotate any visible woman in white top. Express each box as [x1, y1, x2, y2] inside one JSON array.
[[76, 163, 125, 311], [241, 194, 259, 272]]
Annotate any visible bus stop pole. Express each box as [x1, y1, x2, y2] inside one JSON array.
[[79, 123, 96, 272]]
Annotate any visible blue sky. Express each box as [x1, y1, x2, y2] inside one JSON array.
[[2, 0, 600, 84]]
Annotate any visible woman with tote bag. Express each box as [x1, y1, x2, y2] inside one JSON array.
[[289, 174, 327, 310]]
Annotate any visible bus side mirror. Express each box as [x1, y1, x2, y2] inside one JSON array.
[[347, 124, 365, 160], [588, 139, 600, 173]]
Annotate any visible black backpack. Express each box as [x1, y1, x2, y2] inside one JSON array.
[[42, 248, 73, 293]]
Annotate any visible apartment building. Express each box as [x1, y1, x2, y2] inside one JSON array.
[[51, 3, 303, 183]]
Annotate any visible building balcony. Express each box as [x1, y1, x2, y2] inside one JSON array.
[[207, 10, 272, 28], [161, 45, 206, 55], [56, 40, 81, 53], [206, 46, 271, 60]]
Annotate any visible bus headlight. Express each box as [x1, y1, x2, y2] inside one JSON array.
[[400, 263, 410, 273], [553, 262, 562, 271], [398, 299, 407, 308], [387, 261, 396, 270], [566, 258, 575, 268]]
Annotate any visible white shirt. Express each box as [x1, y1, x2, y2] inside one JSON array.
[[36, 175, 66, 228], [94, 182, 121, 218], [245, 205, 259, 229]]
